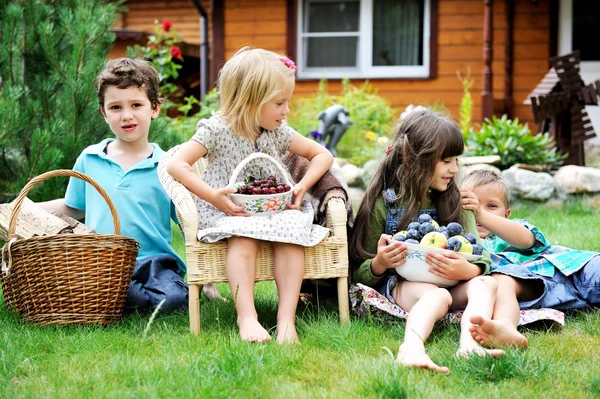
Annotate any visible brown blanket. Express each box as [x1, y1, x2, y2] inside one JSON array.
[[282, 152, 355, 228]]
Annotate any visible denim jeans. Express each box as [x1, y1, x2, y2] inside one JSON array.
[[492, 255, 600, 310], [124, 254, 188, 313]]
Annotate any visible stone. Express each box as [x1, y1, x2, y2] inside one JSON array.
[[553, 165, 600, 194], [502, 165, 566, 201], [360, 159, 381, 189], [341, 163, 363, 187]]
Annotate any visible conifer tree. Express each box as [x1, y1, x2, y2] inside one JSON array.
[[0, 0, 119, 201]]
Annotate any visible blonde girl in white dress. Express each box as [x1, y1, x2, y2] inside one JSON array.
[[167, 47, 333, 343]]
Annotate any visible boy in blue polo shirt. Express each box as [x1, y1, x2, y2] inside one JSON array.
[[460, 169, 599, 349], [40, 58, 220, 313]]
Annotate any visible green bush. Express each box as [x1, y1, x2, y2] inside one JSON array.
[[463, 115, 567, 170], [288, 79, 397, 166], [0, 0, 119, 202], [152, 89, 220, 146]]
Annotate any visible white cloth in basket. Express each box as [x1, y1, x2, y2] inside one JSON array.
[[191, 115, 330, 246]]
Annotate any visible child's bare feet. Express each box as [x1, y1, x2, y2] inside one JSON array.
[[456, 343, 505, 358], [203, 284, 227, 302], [275, 320, 299, 344], [469, 315, 528, 349], [238, 316, 271, 343], [397, 343, 450, 374]]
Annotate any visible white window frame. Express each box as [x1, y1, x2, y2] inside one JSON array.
[[296, 0, 431, 80], [558, 0, 600, 74]]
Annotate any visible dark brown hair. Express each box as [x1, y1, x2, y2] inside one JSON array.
[[349, 109, 464, 265], [96, 58, 162, 110]]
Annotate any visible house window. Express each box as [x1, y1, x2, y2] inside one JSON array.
[[297, 0, 430, 79], [572, 1, 600, 61]]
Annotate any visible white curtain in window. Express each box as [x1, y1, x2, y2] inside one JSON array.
[[373, 0, 423, 66]]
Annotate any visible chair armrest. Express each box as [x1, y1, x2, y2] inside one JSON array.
[[157, 145, 199, 247], [325, 197, 347, 242]]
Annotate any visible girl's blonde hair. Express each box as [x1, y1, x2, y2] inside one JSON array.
[[217, 46, 296, 139]]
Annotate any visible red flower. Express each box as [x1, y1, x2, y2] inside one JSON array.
[[162, 20, 173, 32], [170, 46, 182, 60]]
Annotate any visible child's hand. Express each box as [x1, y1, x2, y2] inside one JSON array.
[[371, 235, 409, 276], [209, 186, 250, 216], [460, 188, 481, 219], [287, 183, 307, 210], [425, 251, 480, 281]]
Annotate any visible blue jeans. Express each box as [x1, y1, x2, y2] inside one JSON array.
[[124, 254, 188, 313], [492, 255, 600, 310]]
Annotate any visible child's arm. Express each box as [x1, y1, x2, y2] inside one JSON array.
[[460, 188, 535, 249], [286, 133, 334, 210], [38, 198, 85, 220], [166, 141, 248, 216]]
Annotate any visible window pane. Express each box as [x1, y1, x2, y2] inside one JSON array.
[[306, 1, 360, 33], [306, 37, 358, 67], [372, 0, 424, 66], [573, 0, 600, 61]]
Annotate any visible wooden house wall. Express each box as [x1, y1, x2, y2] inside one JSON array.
[[223, 0, 552, 126], [109, 0, 211, 59]]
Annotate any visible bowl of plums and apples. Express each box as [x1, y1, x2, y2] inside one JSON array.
[[387, 213, 483, 287]]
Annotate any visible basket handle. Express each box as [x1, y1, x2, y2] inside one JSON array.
[[228, 152, 293, 188], [6, 169, 122, 240]]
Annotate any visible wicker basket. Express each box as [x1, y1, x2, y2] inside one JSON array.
[[227, 152, 295, 215], [0, 170, 139, 325]]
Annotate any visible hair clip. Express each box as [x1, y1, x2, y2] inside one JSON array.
[[386, 146, 392, 155], [280, 56, 297, 71]]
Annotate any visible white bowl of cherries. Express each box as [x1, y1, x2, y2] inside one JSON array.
[[227, 153, 294, 216]]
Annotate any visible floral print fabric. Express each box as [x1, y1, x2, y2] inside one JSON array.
[[190, 115, 330, 246], [349, 283, 565, 326]]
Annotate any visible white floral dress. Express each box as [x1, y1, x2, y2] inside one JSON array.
[[191, 115, 330, 246]]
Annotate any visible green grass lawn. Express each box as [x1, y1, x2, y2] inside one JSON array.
[[1, 196, 600, 398]]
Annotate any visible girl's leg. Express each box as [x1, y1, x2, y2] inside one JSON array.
[[226, 236, 270, 342], [449, 276, 505, 358], [469, 273, 532, 349], [394, 282, 453, 374], [272, 242, 304, 344]]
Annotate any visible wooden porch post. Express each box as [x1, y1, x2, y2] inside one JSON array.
[[482, 0, 494, 121]]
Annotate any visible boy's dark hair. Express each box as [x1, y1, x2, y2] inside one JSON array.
[[349, 109, 464, 265], [96, 58, 162, 109]]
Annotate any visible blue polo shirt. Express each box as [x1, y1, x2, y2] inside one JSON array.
[[64, 138, 186, 276]]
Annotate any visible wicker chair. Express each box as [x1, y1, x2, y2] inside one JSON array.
[[157, 145, 350, 335]]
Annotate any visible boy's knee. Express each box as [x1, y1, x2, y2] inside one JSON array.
[[471, 275, 499, 293]]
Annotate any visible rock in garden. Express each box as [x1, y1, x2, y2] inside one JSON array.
[[553, 165, 600, 194], [502, 165, 565, 201], [360, 159, 380, 189], [341, 163, 363, 187], [457, 163, 502, 186]]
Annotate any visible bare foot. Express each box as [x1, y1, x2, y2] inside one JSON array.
[[456, 344, 505, 359], [469, 315, 528, 349], [203, 284, 227, 302], [275, 321, 299, 344], [238, 317, 271, 343], [397, 343, 450, 374]]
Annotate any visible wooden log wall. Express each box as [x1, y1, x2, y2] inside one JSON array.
[[222, 0, 551, 127]]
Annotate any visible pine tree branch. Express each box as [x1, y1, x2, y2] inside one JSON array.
[[0, 109, 13, 142]]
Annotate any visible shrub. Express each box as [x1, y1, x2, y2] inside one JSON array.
[[288, 79, 397, 166], [0, 0, 119, 202], [463, 115, 567, 170]]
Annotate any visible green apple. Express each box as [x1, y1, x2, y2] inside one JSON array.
[[420, 231, 448, 249], [455, 235, 473, 254], [431, 220, 439, 229]]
